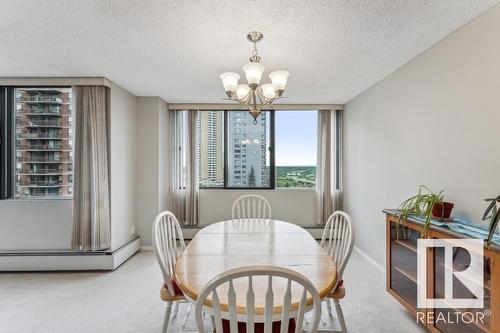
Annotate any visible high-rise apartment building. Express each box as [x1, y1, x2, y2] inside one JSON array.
[[197, 111, 224, 187], [15, 88, 73, 197], [227, 111, 268, 187]]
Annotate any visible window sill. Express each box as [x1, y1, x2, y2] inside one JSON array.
[[2, 197, 73, 202]]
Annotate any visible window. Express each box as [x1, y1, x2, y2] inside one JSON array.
[[197, 110, 275, 189], [0, 87, 74, 198], [197, 110, 317, 189], [275, 111, 317, 188], [197, 110, 318, 189]]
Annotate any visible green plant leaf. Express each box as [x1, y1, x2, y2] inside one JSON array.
[[487, 206, 500, 246], [482, 200, 496, 221], [396, 185, 445, 238]]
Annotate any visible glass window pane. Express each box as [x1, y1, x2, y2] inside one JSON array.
[[227, 111, 271, 188], [276, 110, 317, 188], [14, 87, 73, 198], [197, 111, 224, 187]]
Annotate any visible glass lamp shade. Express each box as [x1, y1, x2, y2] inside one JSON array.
[[219, 72, 240, 92], [260, 83, 276, 99], [242, 62, 265, 85], [269, 70, 290, 90], [235, 84, 251, 100]]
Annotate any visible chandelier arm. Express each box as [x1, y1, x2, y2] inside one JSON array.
[[239, 96, 251, 111], [257, 87, 274, 103]]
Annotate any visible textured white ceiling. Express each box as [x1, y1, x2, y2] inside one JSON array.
[[0, 0, 498, 103]]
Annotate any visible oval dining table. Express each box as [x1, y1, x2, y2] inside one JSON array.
[[174, 219, 337, 330]]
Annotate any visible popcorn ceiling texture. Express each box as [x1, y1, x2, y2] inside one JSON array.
[[0, 0, 498, 103]]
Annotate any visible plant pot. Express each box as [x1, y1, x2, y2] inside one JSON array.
[[431, 202, 454, 220]]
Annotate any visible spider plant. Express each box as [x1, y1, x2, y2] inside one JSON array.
[[483, 195, 500, 246], [397, 185, 444, 237]]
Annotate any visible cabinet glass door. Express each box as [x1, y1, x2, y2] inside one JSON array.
[[433, 247, 490, 333], [390, 222, 420, 309]]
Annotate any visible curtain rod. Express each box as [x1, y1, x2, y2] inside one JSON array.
[[167, 103, 343, 111]]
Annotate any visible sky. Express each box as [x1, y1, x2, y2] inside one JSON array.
[[275, 110, 317, 166]]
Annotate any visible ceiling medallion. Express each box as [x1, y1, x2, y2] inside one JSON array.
[[219, 31, 290, 122]]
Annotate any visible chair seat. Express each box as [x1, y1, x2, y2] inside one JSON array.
[[160, 280, 186, 302], [328, 280, 346, 299]]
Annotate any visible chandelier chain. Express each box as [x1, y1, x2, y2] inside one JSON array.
[[249, 40, 261, 63]]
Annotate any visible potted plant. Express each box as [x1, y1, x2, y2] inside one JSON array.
[[483, 195, 500, 245], [397, 185, 453, 237]]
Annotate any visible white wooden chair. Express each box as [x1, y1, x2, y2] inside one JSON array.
[[152, 211, 190, 332], [194, 265, 322, 333], [319, 211, 355, 332], [231, 194, 272, 222]]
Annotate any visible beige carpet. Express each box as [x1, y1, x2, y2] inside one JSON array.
[[0, 250, 424, 332]]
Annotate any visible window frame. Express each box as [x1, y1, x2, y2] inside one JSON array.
[[0, 87, 14, 199], [198, 109, 275, 190], [0, 85, 74, 200]]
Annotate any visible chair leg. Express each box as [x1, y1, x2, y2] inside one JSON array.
[[326, 298, 333, 317], [181, 302, 192, 330], [162, 301, 173, 333], [333, 299, 347, 332], [210, 315, 216, 333], [172, 301, 179, 317]]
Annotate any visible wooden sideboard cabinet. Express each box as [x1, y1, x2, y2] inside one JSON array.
[[385, 210, 500, 333]]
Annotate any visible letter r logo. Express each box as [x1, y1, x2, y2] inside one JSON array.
[[417, 238, 484, 309]]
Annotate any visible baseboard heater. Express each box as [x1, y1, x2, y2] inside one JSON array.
[[0, 235, 140, 271]]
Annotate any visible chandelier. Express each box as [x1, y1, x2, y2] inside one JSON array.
[[219, 31, 290, 122]]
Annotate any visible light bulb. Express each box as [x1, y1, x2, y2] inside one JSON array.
[[242, 62, 265, 85], [269, 70, 289, 91], [260, 83, 276, 99], [235, 84, 251, 100], [219, 72, 240, 93]]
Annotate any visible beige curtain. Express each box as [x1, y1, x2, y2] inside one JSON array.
[[169, 110, 199, 226], [71, 86, 111, 251], [316, 109, 343, 225]]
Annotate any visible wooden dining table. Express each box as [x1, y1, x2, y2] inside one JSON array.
[[174, 219, 337, 318]]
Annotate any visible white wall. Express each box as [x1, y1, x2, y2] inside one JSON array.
[[109, 83, 138, 251], [158, 100, 170, 213], [135, 97, 170, 246], [199, 189, 317, 226], [0, 199, 72, 251], [343, 5, 500, 266]]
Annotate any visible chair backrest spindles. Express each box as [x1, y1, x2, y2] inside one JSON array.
[[232, 194, 272, 222], [195, 266, 321, 333], [320, 211, 354, 282], [152, 211, 186, 296], [264, 275, 274, 332], [247, 275, 255, 333]]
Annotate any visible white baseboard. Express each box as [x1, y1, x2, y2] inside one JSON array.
[[353, 245, 385, 274], [0, 237, 140, 271]]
